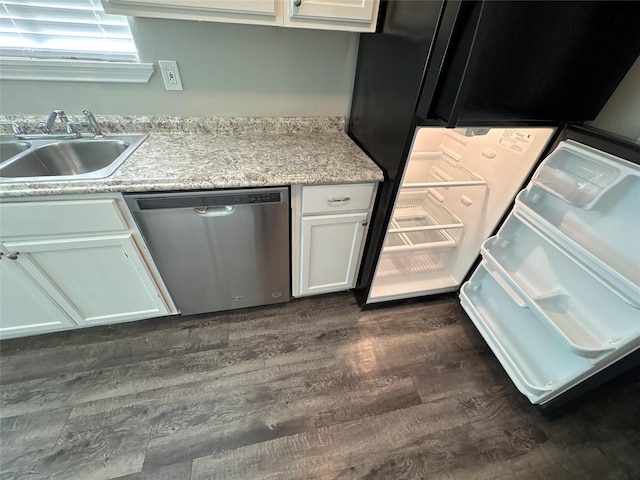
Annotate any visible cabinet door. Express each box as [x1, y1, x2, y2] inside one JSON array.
[[4, 234, 170, 327], [0, 253, 76, 339], [103, 0, 281, 26], [285, 0, 379, 31], [299, 212, 367, 295]]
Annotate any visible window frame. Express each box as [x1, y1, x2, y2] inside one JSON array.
[[0, 1, 154, 83]]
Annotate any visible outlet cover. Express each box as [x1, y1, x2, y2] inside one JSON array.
[[158, 60, 183, 91]]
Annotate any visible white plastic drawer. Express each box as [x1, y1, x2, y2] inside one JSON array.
[[0, 198, 129, 238], [301, 183, 375, 214]]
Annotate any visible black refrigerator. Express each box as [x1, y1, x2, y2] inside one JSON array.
[[349, 0, 640, 307], [347, 0, 640, 413]]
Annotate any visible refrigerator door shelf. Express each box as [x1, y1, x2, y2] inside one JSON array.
[[516, 181, 640, 308], [460, 263, 593, 404], [481, 215, 639, 359], [531, 140, 623, 208]]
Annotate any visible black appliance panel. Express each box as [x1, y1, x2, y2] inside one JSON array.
[[420, 1, 640, 125]]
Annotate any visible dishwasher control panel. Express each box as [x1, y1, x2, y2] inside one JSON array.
[[134, 191, 283, 210]]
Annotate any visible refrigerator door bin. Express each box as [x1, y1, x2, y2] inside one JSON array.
[[460, 263, 592, 404], [531, 141, 622, 207], [482, 214, 640, 359], [516, 176, 640, 307]]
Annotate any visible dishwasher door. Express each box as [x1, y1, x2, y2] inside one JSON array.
[[125, 188, 290, 315]]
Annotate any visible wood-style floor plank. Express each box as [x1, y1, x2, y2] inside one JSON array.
[[1, 292, 638, 480]]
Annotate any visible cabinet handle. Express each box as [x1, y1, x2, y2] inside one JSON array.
[[327, 196, 350, 203], [7, 252, 19, 260], [361, 220, 368, 226], [294, 0, 302, 6]]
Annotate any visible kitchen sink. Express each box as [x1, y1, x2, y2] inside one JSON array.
[[0, 134, 148, 182], [0, 140, 31, 162]]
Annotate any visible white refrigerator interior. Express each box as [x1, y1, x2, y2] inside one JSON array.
[[369, 126, 555, 303], [461, 140, 640, 405]]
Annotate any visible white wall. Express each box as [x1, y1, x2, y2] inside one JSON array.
[[0, 18, 359, 117], [589, 56, 640, 142]]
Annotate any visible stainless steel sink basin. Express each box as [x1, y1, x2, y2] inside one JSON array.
[[0, 134, 148, 182], [0, 140, 31, 162]]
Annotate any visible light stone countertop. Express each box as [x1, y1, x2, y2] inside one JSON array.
[[0, 116, 384, 198]]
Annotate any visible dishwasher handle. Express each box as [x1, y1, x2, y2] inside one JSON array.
[[194, 205, 235, 216]]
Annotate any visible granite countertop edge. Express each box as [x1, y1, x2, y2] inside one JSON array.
[[0, 116, 384, 198]]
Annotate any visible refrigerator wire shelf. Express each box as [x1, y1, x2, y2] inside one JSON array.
[[390, 199, 464, 232], [402, 152, 486, 188]]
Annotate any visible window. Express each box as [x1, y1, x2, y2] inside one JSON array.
[[0, 0, 153, 82]]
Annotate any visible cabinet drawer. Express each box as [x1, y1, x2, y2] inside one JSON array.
[[301, 183, 375, 214], [0, 198, 129, 238]]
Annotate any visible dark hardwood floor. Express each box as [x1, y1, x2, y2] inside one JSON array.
[[1, 293, 638, 479]]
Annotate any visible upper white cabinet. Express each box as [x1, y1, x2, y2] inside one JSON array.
[[292, 183, 377, 297], [284, 0, 379, 32], [0, 193, 176, 340], [102, 0, 379, 32], [102, 0, 283, 26]]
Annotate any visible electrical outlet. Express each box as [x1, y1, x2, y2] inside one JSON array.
[[158, 60, 183, 91]]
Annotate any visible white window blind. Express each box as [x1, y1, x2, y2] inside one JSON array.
[[0, 0, 139, 62]]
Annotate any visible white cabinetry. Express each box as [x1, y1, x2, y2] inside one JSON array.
[[292, 183, 376, 297], [102, 0, 283, 26], [0, 252, 75, 337], [0, 194, 176, 340], [284, 0, 379, 32], [102, 0, 379, 32]]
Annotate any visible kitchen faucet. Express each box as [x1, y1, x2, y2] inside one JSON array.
[[39, 109, 81, 137], [9, 109, 105, 140]]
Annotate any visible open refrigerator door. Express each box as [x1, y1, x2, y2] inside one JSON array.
[[368, 126, 555, 303], [460, 138, 640, 407]]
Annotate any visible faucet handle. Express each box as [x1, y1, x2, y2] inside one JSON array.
[[82, 109, 103, 137], [65, 121, 83, 138], [0, 121, 25, 135]]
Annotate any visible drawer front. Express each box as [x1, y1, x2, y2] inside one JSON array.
[[302, 183, 375, 215], [0, 198, 129, 238]]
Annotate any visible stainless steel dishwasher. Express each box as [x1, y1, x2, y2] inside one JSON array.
[[125, 188, 290, 315]]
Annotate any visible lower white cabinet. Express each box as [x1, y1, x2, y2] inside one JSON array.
[[3, 235, 170, 328], [300, 212, 368, 295], [0, 193, 176, 340], [0, 253, 75, 337], [292, 183, 377, 297]]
